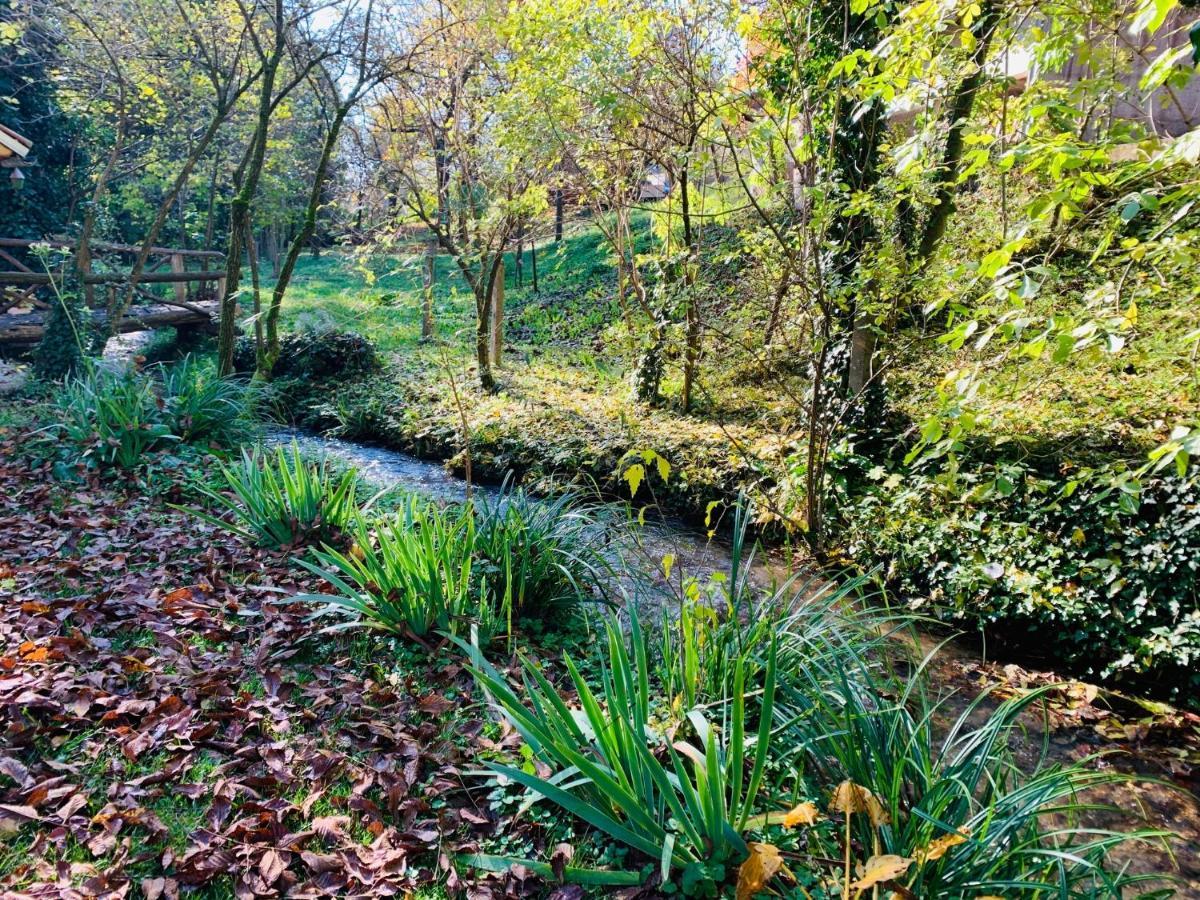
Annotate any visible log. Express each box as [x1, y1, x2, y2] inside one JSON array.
[[0, 300, 218, 347]]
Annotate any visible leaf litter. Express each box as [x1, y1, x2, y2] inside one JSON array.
[[0, 433, 554, 898]]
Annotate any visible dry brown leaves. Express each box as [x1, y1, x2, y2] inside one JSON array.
[[0, 433, 554, 898]]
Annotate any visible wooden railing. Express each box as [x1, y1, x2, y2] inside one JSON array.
[[0, 237, 226, 306], [0, 237, 226, 347]]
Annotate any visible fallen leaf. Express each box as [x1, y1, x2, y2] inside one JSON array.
[[851, 854, 913, 891], [736, 842, 790, 900]]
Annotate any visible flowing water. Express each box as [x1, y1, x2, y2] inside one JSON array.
[[263, 426, 783, 613]]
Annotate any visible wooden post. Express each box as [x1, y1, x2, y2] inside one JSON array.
[[170, 253, 187, 303], [489, 257, 504, 368]]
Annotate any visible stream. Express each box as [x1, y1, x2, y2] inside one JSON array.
[[261, 426, 1200, 893], [262, 426, 789, 614]]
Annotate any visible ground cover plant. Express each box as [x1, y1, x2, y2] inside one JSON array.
[[189, 441, 364, 550]]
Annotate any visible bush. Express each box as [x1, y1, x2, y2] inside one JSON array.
[[233, 329, 379, 381], [188, 442, 362, 549], [157, 356, 251, 444], [837, 454, 1200, 701], [53, 363, 175, 469], [471, 483, 611, 624], [298, 496, 492, 640]]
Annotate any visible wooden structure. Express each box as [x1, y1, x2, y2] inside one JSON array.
[[0, 237, 225, 349], [0, 124, 32, 164]]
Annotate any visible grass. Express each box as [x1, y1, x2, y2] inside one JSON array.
[[270, 216, 623, 357]]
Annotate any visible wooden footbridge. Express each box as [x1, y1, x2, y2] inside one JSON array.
[[0, 237, 224, 349]]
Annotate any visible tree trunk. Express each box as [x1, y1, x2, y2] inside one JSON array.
[[248, 218, 264, 357], [914, 0, 1000, 266], [261, 104, 351, 375], [218, 6, 284, 375], [554, 188, 564, 241], [217, 57, 279, 374], [203, 150, 221, 253], [489, 256, 505, 369], [474, 257, 499, 393], [679, 166, 699, 413], [530, 242, 538, 293]]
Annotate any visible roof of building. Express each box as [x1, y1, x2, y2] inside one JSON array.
[[0, 124, 33, 160]]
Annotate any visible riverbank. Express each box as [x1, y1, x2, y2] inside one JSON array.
[[2, 382, 1199, 896]]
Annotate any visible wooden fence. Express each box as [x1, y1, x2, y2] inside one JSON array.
[[0, 238, 225, 347]]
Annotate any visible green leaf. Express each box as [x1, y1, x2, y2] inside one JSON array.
[[461, 853, 643, 886]]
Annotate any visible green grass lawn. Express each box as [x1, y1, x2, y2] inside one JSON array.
[[268, 216, 624, 359]]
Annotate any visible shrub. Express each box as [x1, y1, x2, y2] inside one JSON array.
[[298, 496, 492, 639], [471, 484, 612, 625], [157, 355, 250, 445], [189, 443, 361, 549], [233, 329, 379, 381], [53, 363, 176, 469], [836, 454, 1200, 701]]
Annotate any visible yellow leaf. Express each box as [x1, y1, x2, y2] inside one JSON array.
[[850, 854, 913, 891], [743, 800, 821, 830], [830, 780, 889, 826], [912, 828, 969, 864], [736, 842, 790, 900], [782, 801, 820, 827], [655, 453, 671, 482], [623, 463, 645, 498]]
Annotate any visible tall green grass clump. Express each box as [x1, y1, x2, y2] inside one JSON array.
[[463, 615, 777, 894], [189, 442, 361, 549], [157, 356, 251, 444], [771, 615, 1170, 897], [656, 501, 779, 711], [472, 484, 611, 625], [462, 502, 1166, 896], [53, 363, 175, 469], [298, 496, 491, 639], [50, 356, 250, 470]]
